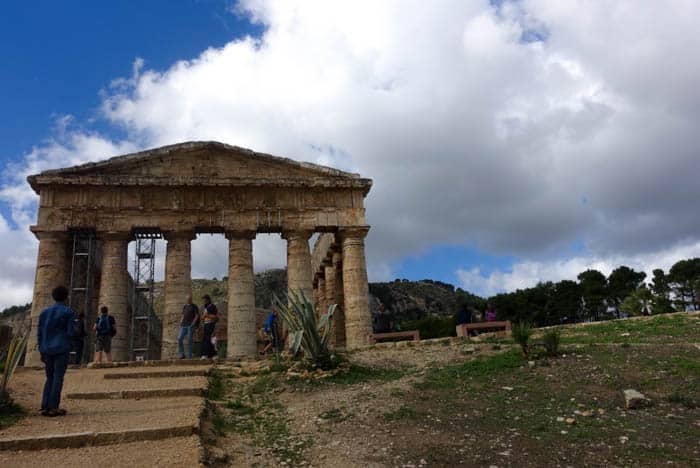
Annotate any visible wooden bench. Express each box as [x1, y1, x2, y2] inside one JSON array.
[[456, 321, 511, 337], [369, 330, 420, 345]]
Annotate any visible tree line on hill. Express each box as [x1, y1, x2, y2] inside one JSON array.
[[486, 258, 700, 327]]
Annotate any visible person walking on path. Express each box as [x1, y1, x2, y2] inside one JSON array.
[[70, 312, 87, 365], [262, 309, 281, 355], [178, 294, 199, 359], [93, 306, 116, 363], [199, 294, 218, 360], [38, 286, 74, 417]]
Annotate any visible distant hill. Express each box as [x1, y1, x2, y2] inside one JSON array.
[[0, 271, 481, 334]]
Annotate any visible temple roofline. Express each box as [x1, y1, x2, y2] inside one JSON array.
[[27, 141, 366, 192]]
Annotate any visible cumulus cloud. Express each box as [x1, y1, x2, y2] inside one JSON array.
[[2, 0, 700, 308]]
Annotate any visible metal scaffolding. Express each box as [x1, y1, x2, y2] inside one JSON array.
[[68, 229, 99, 364], [129, 229, 162, 361]]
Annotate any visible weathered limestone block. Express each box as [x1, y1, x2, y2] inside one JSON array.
[[283, 230, 313, 301], [340, 227, 372, 349], [226, 231, 257, 358], [624, 389, 651, 409], [98, 233, 131, 361], [26, 231, 70, 366], [162, 231, 194, 359]]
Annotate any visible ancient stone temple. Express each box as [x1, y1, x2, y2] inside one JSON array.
[[25, 141, 373, 365]]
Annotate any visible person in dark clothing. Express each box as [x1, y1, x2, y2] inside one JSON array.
[[262, 309, 281, 354], [178, 294, 199, 359], [38, 286, 74, 417], [456, 305, 472, 325], [70, 312, 87, 365], [93, 306, 116, 363], [199, 295, 218, 359]]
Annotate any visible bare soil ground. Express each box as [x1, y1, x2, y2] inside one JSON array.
[[204, 313, 700, 467]]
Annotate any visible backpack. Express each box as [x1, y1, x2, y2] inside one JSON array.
[[97, 315, 116, 337], [72, 317, 85, 338]]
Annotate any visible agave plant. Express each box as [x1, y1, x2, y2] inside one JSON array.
[[511, 321, 533, 358], [0, 332, 29, 406], [272, 290, 337, 370]]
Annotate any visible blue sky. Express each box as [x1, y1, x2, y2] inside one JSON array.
[[1, 1, 699, 308], [0, 0, 262, 160], [0, 0, 511, 290]]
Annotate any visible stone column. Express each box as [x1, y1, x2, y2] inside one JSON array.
[[98, 232, 131, 361], [340, 227, 372, 349], [26, 231, 69, 366], [332, 250, 346, 348], [323, 258, 336, 312], [283, 230, 313, 302], [317, 275, 327, 314], [226, 231, 257, 358], [162, 231, 194, 359]]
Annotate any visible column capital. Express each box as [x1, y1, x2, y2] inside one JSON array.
[[30, 228, 70, 242], [338, 225, 370, 240], [225, 230, 257, 240], [281, 229, 313, 241], [163, 230, 196, 241]]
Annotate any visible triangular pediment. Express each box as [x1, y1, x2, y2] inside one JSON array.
[[29, 141, 364, 187]]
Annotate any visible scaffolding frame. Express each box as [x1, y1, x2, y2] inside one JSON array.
[[68, 229, 98, 364], [130, 229, 162, 361]]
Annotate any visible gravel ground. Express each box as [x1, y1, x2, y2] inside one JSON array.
[[0, 435, 202, 467]]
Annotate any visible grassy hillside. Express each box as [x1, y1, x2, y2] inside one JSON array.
[[203, 311, 700, 467]]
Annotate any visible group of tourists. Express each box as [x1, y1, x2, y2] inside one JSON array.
[[177, 293, 219, 360]]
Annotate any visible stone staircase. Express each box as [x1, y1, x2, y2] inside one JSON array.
[[0, 359, 213, 467]]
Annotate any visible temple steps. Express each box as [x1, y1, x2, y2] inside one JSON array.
[[0, 362, 213, 462]]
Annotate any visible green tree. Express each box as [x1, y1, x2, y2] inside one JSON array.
[[549, 280, 582, 324], [607, 266, 647, 317], [578, 269, 607, 321], [649, 269, 673, 314], [619, 286, 653, 316], [668, 258, 700, 310]]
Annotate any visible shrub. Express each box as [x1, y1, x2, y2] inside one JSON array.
[[542, 329, 561, 357], [402, 315, 456, 339], [0, 332, 28, 410], [511, 321, 533, 357], [273, 290, 337, 370]]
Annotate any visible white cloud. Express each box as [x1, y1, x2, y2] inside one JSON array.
[[3, 0, 700, 306]]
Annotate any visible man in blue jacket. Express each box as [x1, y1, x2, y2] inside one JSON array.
[[37, 286, 74, 417]]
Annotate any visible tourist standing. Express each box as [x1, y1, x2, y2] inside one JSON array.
[[93, 306, 116, 363], [37, 286, 74, 417], [70, 312, 87, 365], [178, 294, 199, 359], [199, 295, 218, 360]]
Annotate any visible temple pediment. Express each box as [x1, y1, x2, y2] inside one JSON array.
[[27, 141, 370, 192]]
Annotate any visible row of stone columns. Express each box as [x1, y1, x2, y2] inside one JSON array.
[[25, 226, 373, 365], [313, 227, 372, 350]]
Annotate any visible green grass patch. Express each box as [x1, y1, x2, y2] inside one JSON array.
[[319, 407, 353, 422], [417, 349, 523, 390], [0, 402, 25, 430], [325, 364, 407, 385], [207, 370, 227, 400], [383, 404, 418, 421], [667, 392, 698, 409]]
